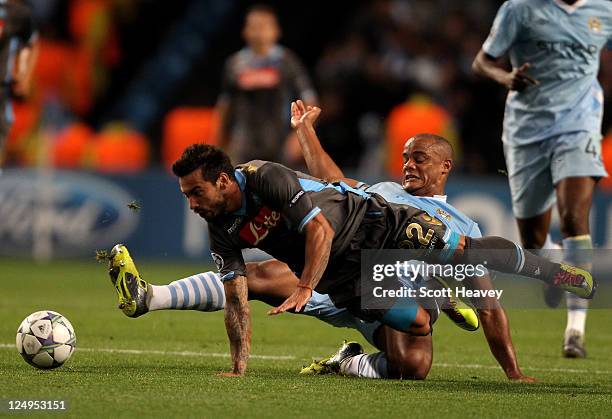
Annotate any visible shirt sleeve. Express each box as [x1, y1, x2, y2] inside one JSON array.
[[208, 224, 246, 281], [468, 222, 483, 239], [482, 1, 520, 59], [245, 162, 320, 232], [284, 50, 317, 103]]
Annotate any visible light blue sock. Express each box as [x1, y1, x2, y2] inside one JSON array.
[[148, 272, 226, 312]]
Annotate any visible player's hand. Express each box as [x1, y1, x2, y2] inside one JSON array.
[[290, 100, 321, 129], [217, 371, 244, 377], [504, 63, 539, 91], [508, 374, 538, 383], [268, 286, 313, 315]]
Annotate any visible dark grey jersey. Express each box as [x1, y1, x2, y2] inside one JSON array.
[[207, 161, 370, 281], [218, 46, 316, 163]]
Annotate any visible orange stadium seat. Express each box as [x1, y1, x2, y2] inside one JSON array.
[[91, 125, 150, 173], [600, 131, 612, 190], [386, 95, 458, 179], [52, 122, 95, 168], [162, 107, 219, 171]]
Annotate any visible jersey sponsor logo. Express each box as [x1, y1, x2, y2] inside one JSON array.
[[211, 252, 224, 271], [227, 217, 244, 234], [289, 190, 305, 207], [237, 67, 280, 90], [588, 17, 602, 33], [536, 40, 598, 57], [239, 207, 281, 245]]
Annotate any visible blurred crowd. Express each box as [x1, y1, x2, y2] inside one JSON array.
[[4, 0, 612, 181]]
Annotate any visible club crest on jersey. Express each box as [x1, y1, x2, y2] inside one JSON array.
[[588, 17, 601, 33], [211, 252, 224, 270], [436, 208, 452, 221], [239, 207, 281, 245]]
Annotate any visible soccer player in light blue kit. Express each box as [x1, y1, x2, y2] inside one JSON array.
[[473, 0, 612, 357]]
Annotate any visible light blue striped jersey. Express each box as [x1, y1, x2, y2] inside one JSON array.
[[482, 0, 612, 144], [366, 182, 482, 238]]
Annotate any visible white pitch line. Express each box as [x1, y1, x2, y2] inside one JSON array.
[[0, 343, 294, 361], [433, 362, 612, 375], [3, 344, 612, 375]]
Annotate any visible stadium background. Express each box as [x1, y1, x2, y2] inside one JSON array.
[[1, 2, 612, 417]]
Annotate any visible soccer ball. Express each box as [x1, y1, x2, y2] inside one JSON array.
[[16, 311, 76, 369]]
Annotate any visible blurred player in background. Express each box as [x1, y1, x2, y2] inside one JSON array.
[[215, 4, 317, 167], [473, 0, 612, 358], [0, 0, 37, 168]]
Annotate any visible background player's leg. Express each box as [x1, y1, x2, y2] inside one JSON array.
[[516, 209, 552, 249], [516, 210, 566, 307], [556, 176, 596, 358]]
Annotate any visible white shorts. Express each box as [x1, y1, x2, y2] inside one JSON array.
[[503, 132, 608, 219]]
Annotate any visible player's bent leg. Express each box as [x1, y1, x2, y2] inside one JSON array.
[[459, 236, 597, 299], [245, 260, 298, 306], [106, 244, 226, 316], [378, 326, 432, 380]]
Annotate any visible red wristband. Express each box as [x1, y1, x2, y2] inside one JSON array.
[[296, 283, 312, 290]]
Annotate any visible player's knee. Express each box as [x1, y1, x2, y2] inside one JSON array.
[[409, 308, 431, 336], [388, 347, 431, 380]]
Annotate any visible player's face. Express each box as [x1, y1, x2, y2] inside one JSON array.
[[243, 11, 280, 49], [179, 170, 228, 222], [401, 138, 447, 196]]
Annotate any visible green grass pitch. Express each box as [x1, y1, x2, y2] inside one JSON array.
[[1, 259, 611, 418]]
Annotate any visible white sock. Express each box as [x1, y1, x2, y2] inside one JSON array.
[[562, 235, 592, 337], [339, 352, 388, 379], [148, 272, 226, 312], [565, 294, 588, 339]]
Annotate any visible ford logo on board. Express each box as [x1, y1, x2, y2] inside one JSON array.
[[0, 169, 138, 257]]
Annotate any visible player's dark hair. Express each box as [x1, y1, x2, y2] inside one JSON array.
[[172, 144, 236, 183], [246, 3, 277, 18]]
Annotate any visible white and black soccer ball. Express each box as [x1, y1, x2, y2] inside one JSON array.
[[16, 311, 76, 369]]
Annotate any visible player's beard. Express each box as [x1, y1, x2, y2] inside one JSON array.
[[199, 199, 229, 222]]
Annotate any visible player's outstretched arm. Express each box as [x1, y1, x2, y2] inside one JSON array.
[[472, 50, 538, 92], [221, 275, 251, 376], [468, 275, 536, 382], [269, 213, 335, 315], [291, 100, 359, 187]]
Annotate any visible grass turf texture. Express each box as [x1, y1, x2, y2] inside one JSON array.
[[1, 259, 611, 418]]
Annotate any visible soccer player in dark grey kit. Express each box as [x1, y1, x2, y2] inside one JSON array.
[[0, 0, 37, 167], [215, 4, 317, 165], [473, 0, 612, 357]]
